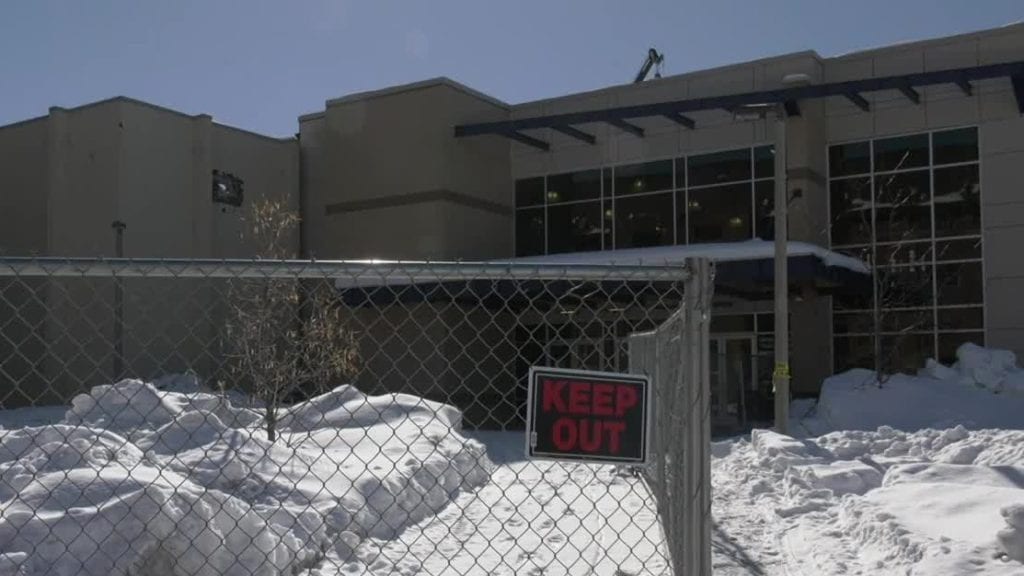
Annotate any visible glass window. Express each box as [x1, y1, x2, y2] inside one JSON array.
[[933, 127, 978, 166], [833, 289, 873, 311], [936, 261, 983, 305], [756, 313, 774, 333], [614, 160, 673, 196], [547, 202, 603, 254], [688, 183, 753, 243], [711, 315, 755, 333], [829, 129, 983, 374], [935, 238, 982, 261], [934, 164, 980, 237], [877, 265, 934, 308], [688, 148, 751, 186], [833, 336, 874, 372], [881, 308, 934, 332], [876, 241, 932, 267], [829, 141, 871, 177], [874, 133, 929, 172], [515, 177, 545, 207], [515, 208, 545, 256], [938, 307, 984, 330], [833, 311, 873, 334], [545, 170, 601, 204], [875, 170, 931, 242], [938, 332, 984, 364], [614, 192, 673, 248], [881, 333, 934, 374], [830, 177, 872, 246], [754, 146, 775, 179], [755, 180, 774, 241]]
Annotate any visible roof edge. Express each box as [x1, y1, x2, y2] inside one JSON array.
[[512, 49, 823, 109], [828, 20, 1024, 60], [323, 77, 510, 110]]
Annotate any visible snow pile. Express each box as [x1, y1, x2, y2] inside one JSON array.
[[0, 379, 492, 576], [715, 426, 1024, 574], [798, 344, 1024, 435], [922, 343, 1024, 394]]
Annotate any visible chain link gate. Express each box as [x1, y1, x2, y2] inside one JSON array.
[[0, 256, 711, 576]]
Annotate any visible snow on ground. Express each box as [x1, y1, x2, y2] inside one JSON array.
[[706, 343, 1024, 575], [0, 380, 492, 576], [4, 343, 1024, 575], [308, 431, 670, 576]]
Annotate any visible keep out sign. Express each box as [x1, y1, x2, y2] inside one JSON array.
[[525, 367, 650, 465]]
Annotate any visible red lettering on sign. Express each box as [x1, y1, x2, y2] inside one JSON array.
[[604, 421, 626, 454], [578, 419, 601, 452], [568, 381, 591, 414], [542, 379, 567, 412], [591, 383, 614, 416], [551, 417, 576, 450], [615, 386, 638, 417]]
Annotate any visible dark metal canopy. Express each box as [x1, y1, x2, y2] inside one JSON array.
[[454, 61, 1024, 151]]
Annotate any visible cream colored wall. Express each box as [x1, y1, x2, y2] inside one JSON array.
[[0, 118, 49, 405], [211, 125, 299, 258], [300, 82, 511, 260], [0, 118, 48, 255], [0, 99, 301, 404]]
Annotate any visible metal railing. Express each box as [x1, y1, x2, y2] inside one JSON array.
[[0, 256, 711, 575]]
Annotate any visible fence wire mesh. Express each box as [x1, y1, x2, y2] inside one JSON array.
[[0, 257, 709, 576]]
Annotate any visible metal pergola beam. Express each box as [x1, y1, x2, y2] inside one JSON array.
[[454, 60, 1024, 138], [608, 119, 645, 138], [552, 125, 596, 145], [844, 92, 871, 112], [898, 84, 921, 104], [1013, 75, 1024, 114], [664, 113, 696, 129], [507, 131, 549, 151]]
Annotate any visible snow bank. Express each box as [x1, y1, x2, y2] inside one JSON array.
[[0, 380, 492, 575], [800, 344, 1024, 434], [719, 426, 1024, 573]]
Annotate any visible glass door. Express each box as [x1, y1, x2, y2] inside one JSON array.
[[710, 335, 755, 433]]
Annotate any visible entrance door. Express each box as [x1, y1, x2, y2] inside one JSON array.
[[710, 335, 755, 432]]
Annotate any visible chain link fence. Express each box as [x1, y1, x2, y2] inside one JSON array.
[[0, 256, 711, 576]]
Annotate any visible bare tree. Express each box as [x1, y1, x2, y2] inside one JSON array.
[[843, 167, 960, 386], [225, 198, 358, 441]]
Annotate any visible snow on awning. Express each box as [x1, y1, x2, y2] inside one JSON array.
[[334, 241, 870, 306], [508, 240, 868, 274]]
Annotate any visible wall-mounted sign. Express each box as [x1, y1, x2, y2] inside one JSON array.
[[525, 366, 651, 465]]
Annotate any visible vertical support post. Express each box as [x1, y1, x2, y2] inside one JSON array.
[[684, 257, 713, 576], [111, 221, 126, 380], [773, 106, 790, 434]]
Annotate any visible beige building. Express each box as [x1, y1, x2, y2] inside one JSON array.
[[2, 23, 1023, 429]]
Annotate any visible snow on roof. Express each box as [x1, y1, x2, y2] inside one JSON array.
[[509, 240, 869, 274]]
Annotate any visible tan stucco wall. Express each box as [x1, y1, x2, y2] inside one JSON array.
[[300, 81, 512, 260], [0, 99, 300, 405], [0, 118, 48, 255]]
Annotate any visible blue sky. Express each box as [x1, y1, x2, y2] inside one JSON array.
[[2, 1, 1022, 136]]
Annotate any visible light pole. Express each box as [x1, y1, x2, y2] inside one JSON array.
[[771, 105, 789, 435], [732, 101, 790, 434]]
